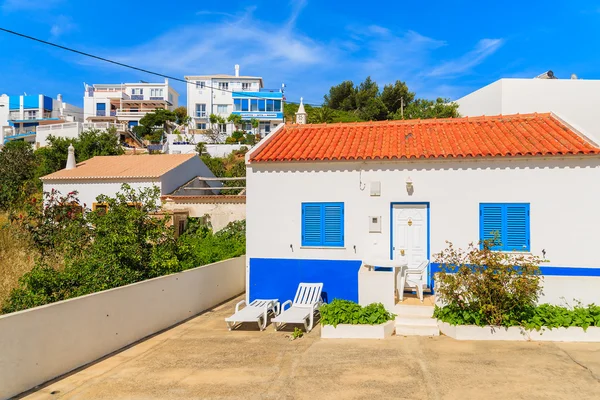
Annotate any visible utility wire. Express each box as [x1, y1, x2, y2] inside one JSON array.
[[0, 27, 324, 106]]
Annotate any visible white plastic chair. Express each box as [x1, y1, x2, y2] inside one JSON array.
[[272, 283, 323, 332], [403, 260, 429, 302], [225, 299, 279, 331]]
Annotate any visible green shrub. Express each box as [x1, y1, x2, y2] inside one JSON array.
[[176, 219, 245, 270], [320, 299, 395, 327], [1, 184, 246, 314], [434, 239, 544, 327], [434, 302, 600, 331]]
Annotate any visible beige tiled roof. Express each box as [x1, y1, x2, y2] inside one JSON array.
[[41, 154, 197, 181]]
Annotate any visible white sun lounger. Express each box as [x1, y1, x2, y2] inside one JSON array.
[[272, 283, 323, 332], [225, 299, 279, 331]]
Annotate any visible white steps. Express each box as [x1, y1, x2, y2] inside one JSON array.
[[394, 305, 439, 336]]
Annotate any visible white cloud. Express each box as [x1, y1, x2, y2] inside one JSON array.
[[50, 15, 76, 38], [426, 38, 504, 78], [81, 3, 502, 104], [2, 0, 62, 11]]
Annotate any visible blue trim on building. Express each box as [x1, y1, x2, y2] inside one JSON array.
[[233, 91, 283, 99], [43, 95, 53, 111], [22, 95, 39, 109], [390, 202, 431, 286], [249, 258, 362, 303], [430, 263, 600, 278], [231, 111, 283, 120]]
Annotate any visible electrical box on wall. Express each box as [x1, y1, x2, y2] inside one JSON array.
[[369, 216, 382, 233], [370, 181, 381, 196]]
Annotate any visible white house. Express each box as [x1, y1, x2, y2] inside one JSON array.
[[1, 94, 83, 145], [245, 113, 600, 308], [83, 79, 179, 131], [185, 65, 284, 138], [455, 76, 600, 143], [40, 152, 218, 210]]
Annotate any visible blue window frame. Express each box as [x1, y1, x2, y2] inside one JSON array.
[[241, 99, 249, 111], [251, 99, 258, 111], [266, 99, 274, 111], [258, 99, 266, 111], [274, 100, 282, 112], [479, 203, 530, 251], [234, 99, 242, 111], [301, 202, 344, 247]]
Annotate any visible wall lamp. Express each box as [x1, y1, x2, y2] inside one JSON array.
[[406, 177, 414, 194]]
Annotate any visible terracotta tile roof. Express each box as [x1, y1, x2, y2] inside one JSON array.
[[249, 113, 600, 162], [41, 154, 197, 180]]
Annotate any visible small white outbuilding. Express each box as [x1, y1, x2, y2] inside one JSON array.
[[40, 151, 218, 210]]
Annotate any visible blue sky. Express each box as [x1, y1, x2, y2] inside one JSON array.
[[1, 0, 599, 108]]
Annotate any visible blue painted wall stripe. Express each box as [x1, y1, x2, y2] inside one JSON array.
[[429, 263, 600, 277], [249, 258, 362, 304]]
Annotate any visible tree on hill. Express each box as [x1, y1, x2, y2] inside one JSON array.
[[322, 77, 459, 122], [135, 109, 177, 142]]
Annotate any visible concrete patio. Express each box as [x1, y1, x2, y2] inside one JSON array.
[[21, 295, 600, 400]]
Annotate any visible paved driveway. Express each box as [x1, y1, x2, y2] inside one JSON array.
[[22, 295, 600, 400]]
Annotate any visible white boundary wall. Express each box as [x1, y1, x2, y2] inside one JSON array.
[[0, 256, 245, 400]]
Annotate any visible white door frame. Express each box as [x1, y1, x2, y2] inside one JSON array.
[[390, 202, 431, 287]]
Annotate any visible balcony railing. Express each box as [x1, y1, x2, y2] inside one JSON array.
[[195, 112, 207, 118], [96, 110, 106, 117], [36, 122, 79, 132], [131, 95, 144, 100], [149, 96, 164, 101], [110, 111, 117, 116]]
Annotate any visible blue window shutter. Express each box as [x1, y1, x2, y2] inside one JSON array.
[[506, 204, 530, 251], [323, 203, 344, 247], [302, 204, 322, 246], [480, 204, 503, 250]]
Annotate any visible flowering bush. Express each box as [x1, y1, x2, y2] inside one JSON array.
[[433, 239, 545, 327]]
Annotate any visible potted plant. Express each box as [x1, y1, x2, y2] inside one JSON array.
[[320, 299, 396, 339]]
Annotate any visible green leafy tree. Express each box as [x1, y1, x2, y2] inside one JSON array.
[[358, 97, 388, 121], [137, 109, 177, 141], [355, 76, 380, 110], [381, 80, 415, 116], [195, 142, 207, 156], [173, 106, 190, 125], [399, 98, 460, 120], [34, 128, 124, 180], [0, 141, 37, 210], [324, 80, 356, 111], [309, 106, 333, 123], [227, 113, 243, 131], [250, 118, 259, 136]]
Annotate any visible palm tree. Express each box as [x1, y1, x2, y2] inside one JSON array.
[[311, 107, 333, 123]]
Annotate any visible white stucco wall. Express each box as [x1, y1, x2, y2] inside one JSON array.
[[42, 180, 161, 209], [246, 156, 600, 304], [0, 256, 245, 400], [456, 78, 600, 142], [163, 199, 246, 231], [247, 156, 600, 266], [35, 122, 82, 147]]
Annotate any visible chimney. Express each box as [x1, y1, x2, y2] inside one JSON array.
[[235, 64, 240, 77], [57, 94, 62, 102], [66, 144, 76, 170], [295, 97, 307, 124]]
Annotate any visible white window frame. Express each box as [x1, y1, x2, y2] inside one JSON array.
[[196, 81, 205, 89], [218, 82, 229, 91], [242, 82, 250, 90], [131, 88, 143, 95], [219, 123, 227, 133], [196, 123, 207, 130], [195, 103, 206, 118], [217, 104, 228, 114], [150, 88, 164, 97]]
